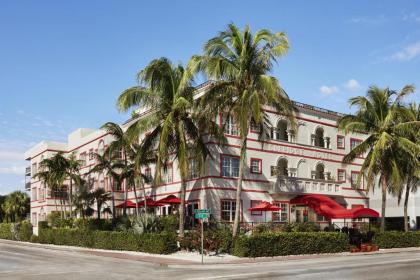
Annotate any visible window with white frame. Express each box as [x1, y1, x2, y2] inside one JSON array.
[[221, 200, 237, 222], [272, 202, 289, 222], [188, 159, 199, 179], [250, 158, 262, 174], [351, 172, 360, 188], [350, 139, 362, 150], [223, 114, 238, 135], [31, 188, 37, 201], [337, 135, 345, 149], [337, 170, 346, 182], [31, 163, 37, 178], [221, 155, 240, 177], [161, 165, 173, 184]]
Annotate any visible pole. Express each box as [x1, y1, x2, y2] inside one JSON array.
[[201, 219, 204, 265]]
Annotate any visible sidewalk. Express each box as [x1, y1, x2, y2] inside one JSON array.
[[2, 238, 420, 266]]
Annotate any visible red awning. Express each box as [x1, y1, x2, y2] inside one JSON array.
[[290, 194, 379, 219], [157, 195, 182, 205], [249, 201, 282, 212], [115, 200, 137, 209], [136, 198, 165, 208]]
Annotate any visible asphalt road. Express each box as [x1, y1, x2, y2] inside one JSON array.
[[1, 240, 420, 280]]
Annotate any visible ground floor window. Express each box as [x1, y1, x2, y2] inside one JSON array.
[[272, 202, 289, 222], [221, 200, 237, 222]]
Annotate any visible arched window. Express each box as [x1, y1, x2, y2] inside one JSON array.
[[314, 127, 324, 147], [277, 158, 288, 176], [277, 120, 288, 141], [315, 163, 325, 180]]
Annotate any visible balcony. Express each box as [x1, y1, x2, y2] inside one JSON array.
[[268, 176, 341, 196], [25, 182, 31, 190], [25, 167, 31, 176]]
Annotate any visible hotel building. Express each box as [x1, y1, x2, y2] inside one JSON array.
[[25, 84, 375, 234]]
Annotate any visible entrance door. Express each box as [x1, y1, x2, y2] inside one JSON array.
[[295, 207, 309, 222]]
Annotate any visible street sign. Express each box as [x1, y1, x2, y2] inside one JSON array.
[[193, 209, 211, 264], [194, 209, 211, 219]]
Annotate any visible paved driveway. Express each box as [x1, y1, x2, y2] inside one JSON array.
[[1, 240, 420, 279]]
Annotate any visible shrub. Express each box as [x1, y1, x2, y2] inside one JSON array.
[[179, 226, 233, 254], [232, 232, 348, 257], [373, 231, 420, 249], [0, 223, 13, 240], [16, 220, 33, 241], [73, 218, 113, 231], [38, 221, 49, 230], [0, 221, 32, 241], [38, 228, 178, 254], [47, 212, 73, 228], [158, 215, 178, 233]]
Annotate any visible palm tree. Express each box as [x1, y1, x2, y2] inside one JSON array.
[[1, 191, 29, 222], [91, 187, 111, 220], [338, 86, 420, 231], [117, 58, 219, 237], [35, 153, 69, 218], [89, 152, 123, 222], [72, 180, 94, 220], [101, 122, 132, 216], [65, 152, 83, 218], [396, 102, 420, 231], [187, 23, 294, 236]]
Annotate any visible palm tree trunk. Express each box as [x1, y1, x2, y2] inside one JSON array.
[[69, 178, 73, 218], [380, 177, 387, 232], [109, 177, 115, 222], [232, 138, 247, 237], [140, 177, 147, 214], [123, 179, 128, 216], [133, 177, 139, 217], [97, 201, 101, 220], [404, 179, 411, 232], [179, 179, 187, 237]]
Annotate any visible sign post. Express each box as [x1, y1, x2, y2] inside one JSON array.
[[194, 209, 211, 264]]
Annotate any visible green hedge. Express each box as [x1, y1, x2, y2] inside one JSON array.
[[232, 232, 349, 257], [373, 231, 420, 249], [37, 228, 177, 254], [0, 223, 13, 240], [0, 221, 32, 241]]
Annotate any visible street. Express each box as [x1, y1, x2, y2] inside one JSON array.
[[1, 240, 420, 280]]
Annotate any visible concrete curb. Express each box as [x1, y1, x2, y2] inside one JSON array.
[[2, 238, 420, 267]]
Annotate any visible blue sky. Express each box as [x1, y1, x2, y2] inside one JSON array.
[[1, 1, 419, 194]]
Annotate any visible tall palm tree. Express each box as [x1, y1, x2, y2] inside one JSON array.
[[338, 86, 420, 231], [35, 153, 69, 218], [117, 58, 220, 237], [66, 152, 83, 218], [91, 188, 111, 220], [396, 102, 420, 231], [1, 191, 29, 222], [90, 152, 123, 222], [72, 180, 95, 220], [187, 23, 294, 236], [101, 122, 132, 216]]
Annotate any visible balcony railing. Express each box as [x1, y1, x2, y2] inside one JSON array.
[[269, 176, 341, 195], [25, 182, 31, 190], [25, 167, 31, 176]]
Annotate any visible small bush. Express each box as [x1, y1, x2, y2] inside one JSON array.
[[179, 226, 233, 254], [373, 231, 420, 248], [38, 228, 178, 254], [38, 221, 49, 230], [73, 218, 113, 231], [30, 234, 39, 243], [0, 223, 13, 240], [232, 232, 348, 257], [158, 215, 178, 233], [16, 221, 33, 241]]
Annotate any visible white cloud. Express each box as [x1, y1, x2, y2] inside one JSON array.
[[387, 41, 420, 61], [0, 166, 25, 175], [349, 15, 387, 25], [0, 150, 24, 161], [402, 12, 420, 23], [344, 79, 362, 92], [320, 85, 339, 95]]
